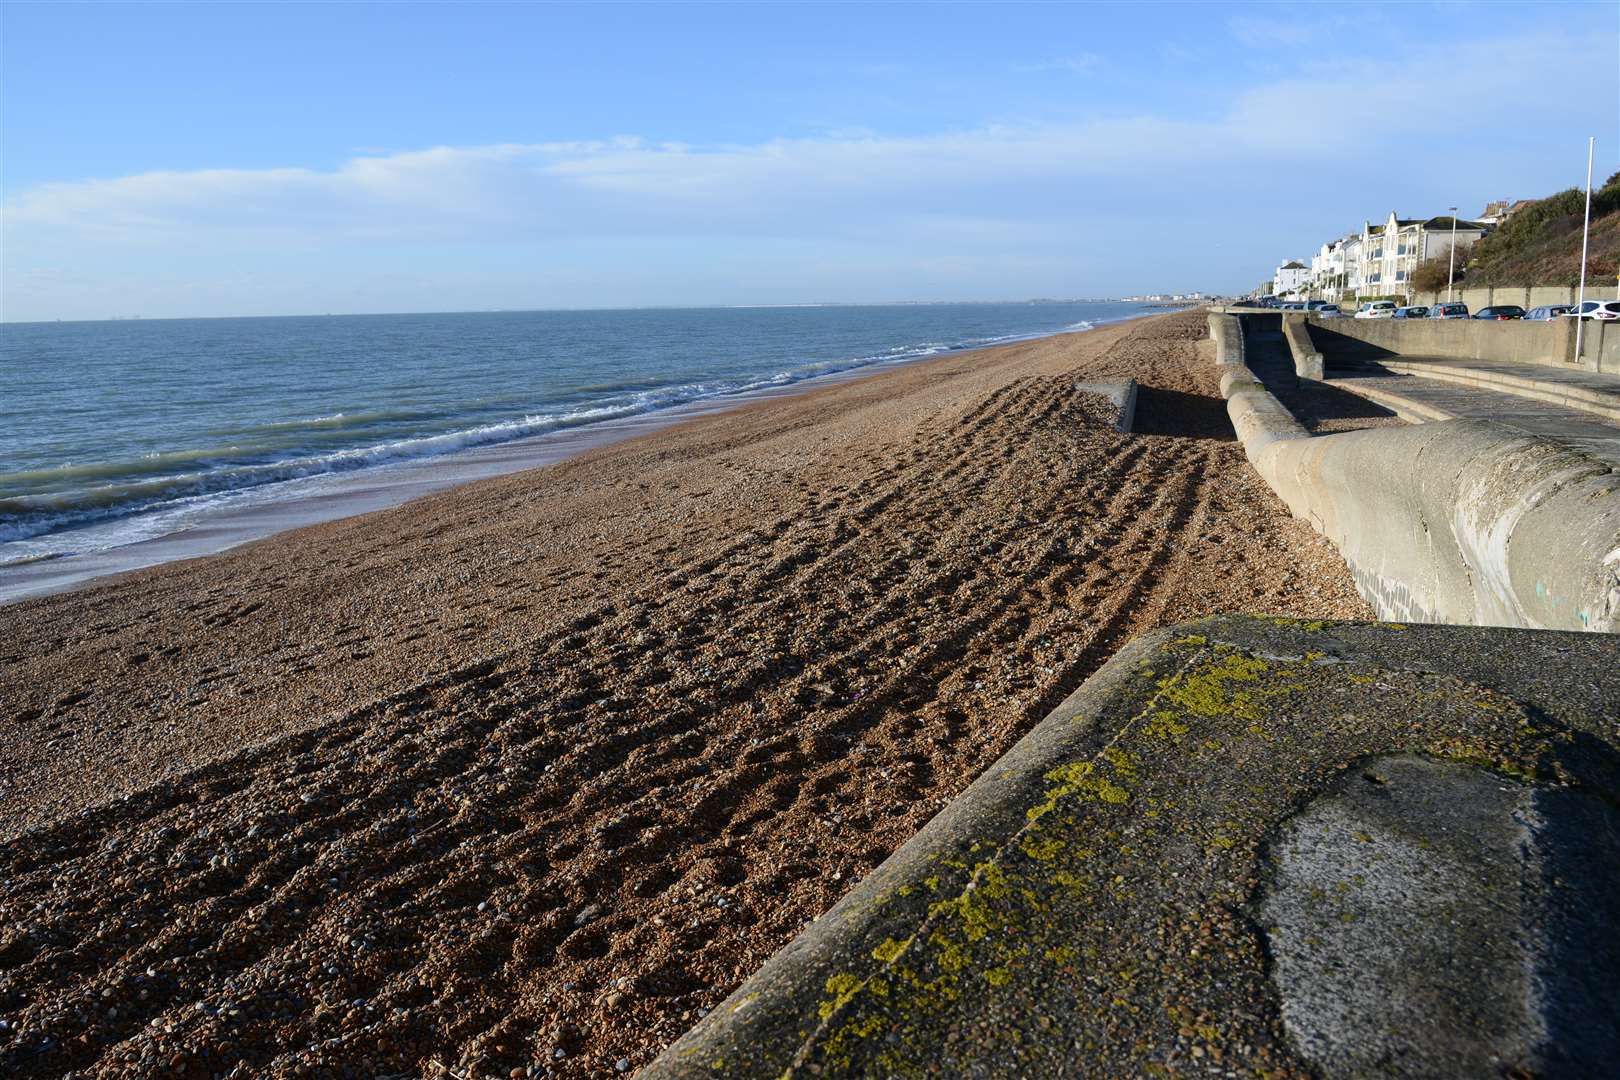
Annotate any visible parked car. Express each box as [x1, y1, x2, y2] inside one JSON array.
[[1525, 305, 1574, 320], [1317, 304, 1345, 318], [1427, 302, 1470, 319], [1354, 301, 1397, 319], [1393, 306, 1429, 319], [1282, 301, 1308, 311], [1563, 300, 1620, 320], [1306, 300, 1329, 310], [1473, 305, 1526, 320]]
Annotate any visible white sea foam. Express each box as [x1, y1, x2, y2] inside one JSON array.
[[0, 337, 972, 545], [1, 304, 1150, 563]]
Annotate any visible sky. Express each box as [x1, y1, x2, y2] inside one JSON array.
[[2, 1, 1617, 321]]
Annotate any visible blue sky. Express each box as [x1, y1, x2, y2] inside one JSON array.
[[2, 0, 1616, 320]]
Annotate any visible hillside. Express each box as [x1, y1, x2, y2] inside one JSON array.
[[1462, 171, 1620, 287]]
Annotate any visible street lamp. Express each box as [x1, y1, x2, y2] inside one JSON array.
[[1447, 207, 1458, 303], [1577, 137, 1595, 363]]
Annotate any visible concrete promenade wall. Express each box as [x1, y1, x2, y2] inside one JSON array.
[[1411, 285, 1615, 310], [1302, 314, 1581, 368], [1281, 316, 1324, 380], [1243, 420, 1620, 631], [1219, 305, 1620, 375], [1213, 314, 1620, 631], [1583, 319, 1620, 373]]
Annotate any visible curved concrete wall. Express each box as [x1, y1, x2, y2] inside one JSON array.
[[1217, 309, 1620, 632], [1209, 313, 1239, 366], [1238, 410, 1620, 632], [1281, 316, 1324, 380]]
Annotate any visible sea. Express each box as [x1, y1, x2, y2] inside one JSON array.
[[0, 301, 1155, 600]]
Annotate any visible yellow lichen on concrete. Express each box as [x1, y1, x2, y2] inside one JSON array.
[[818, 973, 864, 1021], [1154, 650, 1270, 722], [1019, 834, 1067, 861], [871, 936, 913, 964]]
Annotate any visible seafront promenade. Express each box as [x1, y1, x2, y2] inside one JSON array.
[[1215, 308, 1620, 631]]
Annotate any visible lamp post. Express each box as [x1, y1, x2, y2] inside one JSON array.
[[1576, 137, 1594, 364], [1446, 207, 1458, 303]]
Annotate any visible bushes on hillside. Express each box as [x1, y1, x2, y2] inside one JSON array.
[[1411, 256, 1457, 292], [1465, 171, 1620, 286]]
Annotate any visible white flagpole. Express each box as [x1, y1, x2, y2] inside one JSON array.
[[1447, 207, 1458, 302], [1576, 136, 1594, 363]]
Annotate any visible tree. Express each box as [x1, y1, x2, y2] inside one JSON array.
[[1411, 252, 1458, 293]]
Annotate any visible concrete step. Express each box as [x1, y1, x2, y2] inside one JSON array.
[[1342, 356, 1620, 423]]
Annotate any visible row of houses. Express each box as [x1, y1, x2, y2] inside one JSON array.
[[1265, 201, 1526, 304]]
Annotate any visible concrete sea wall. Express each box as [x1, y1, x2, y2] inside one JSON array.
[[1245, 419, 1620, 630], [1299, 311, 1620, 375], [1210, 313, 1620, 632]]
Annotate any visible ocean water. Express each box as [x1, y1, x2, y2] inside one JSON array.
[[0, 302, 1151, 572]]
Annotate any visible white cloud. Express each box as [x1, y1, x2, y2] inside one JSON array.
[[1, 26, 1611, 319], [1227, 14, 1339, 49], [0, 117, 1291, 250], [1019, 54, 1103, 74]]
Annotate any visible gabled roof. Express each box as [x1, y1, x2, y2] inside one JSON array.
[[1279, 260, 1306, 270], [1421, 216, 1487, 231]]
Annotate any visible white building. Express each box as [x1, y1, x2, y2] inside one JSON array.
[[1308, 239, 1350, 301], [1354, 212, 1489, 300], [1274, 260, 1309, 297]]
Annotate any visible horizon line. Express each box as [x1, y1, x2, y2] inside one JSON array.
[[0, 295, 1212, 327]]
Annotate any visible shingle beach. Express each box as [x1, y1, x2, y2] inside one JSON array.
[[0, 311, 1372, 1078]]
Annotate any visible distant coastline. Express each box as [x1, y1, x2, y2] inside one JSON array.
[[1, 296, 1203, 326]]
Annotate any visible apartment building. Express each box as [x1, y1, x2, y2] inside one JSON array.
[[1265, 206, 1495, 303]]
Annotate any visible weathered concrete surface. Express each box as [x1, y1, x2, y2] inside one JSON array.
[[1304, 314, 1620, 375], [1073, 378, 1138, 433], [1338, 356, 1620, 424], [1328, 367, 1620, 469], [1227, 312, 1620, 632], [1321, 377, 1454, 423], [1281, 315, 1324, 381], [1262, 755, 1620, 1079], [1245, 418, 1620, 631], [641, 616, 1620, 1079], [1209, 311, 1245, 367]]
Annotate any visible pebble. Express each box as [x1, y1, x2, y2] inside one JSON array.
[[616, 1059, 631, 1072]]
